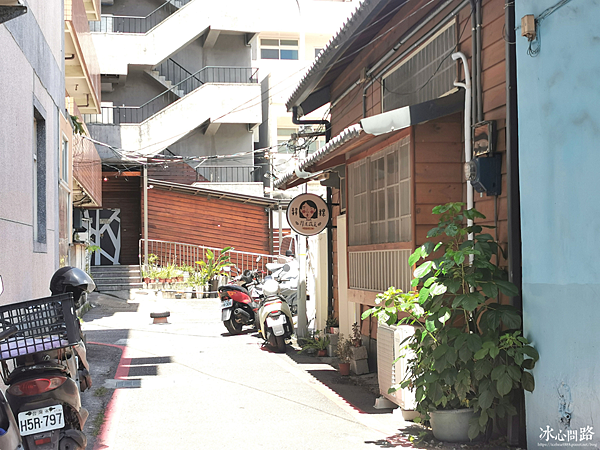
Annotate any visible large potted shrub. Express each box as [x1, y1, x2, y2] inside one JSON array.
[[364, 203, 539, 442]]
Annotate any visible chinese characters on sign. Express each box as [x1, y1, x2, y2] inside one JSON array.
[[286, 194, 330, 236], [538, 425, 594, 447]]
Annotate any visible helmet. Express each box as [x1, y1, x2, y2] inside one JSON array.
[[50, 267, 96, 306]]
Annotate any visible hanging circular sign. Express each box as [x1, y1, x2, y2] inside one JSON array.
[[286, 193, 330, 236]]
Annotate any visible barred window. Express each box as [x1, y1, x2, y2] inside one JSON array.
[[349, 136, 411, 245], [382, 22, 456, 112]]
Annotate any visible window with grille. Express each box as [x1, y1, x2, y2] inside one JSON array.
[[382, 22, 456, 112], [260, 39, 299, 60], [349, 136, 411, 245]]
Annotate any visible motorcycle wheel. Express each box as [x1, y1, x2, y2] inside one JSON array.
[[224, 318, 243, 335], [267, 332, 286, 353], [59, 438, 84, 450], [275, 335, 286, 353]]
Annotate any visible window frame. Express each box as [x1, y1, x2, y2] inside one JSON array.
[[348, 136, 411, 246], [260, 38, 299, 60]]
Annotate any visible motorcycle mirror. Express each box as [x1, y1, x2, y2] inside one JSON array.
[[256, 256, 262, 262], [283, 264, 291, 272], [0, 275, 3, 296]]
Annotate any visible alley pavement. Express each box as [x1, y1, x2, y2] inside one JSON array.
[[80, 290, 514, 450]]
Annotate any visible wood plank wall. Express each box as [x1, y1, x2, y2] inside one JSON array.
[[101, 175, 141, 265], [329, 0, 466, 136], [326, 0, 511, 321], [414, 114, 464, 245], [459, 0, 509, 260], [145, 187, 271, 255]]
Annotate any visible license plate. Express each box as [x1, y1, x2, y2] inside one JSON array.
[[221, 299, 233, 308], [19, 404, 64, 436]]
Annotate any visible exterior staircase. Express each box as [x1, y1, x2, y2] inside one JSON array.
[[90, 265, 144, 292]]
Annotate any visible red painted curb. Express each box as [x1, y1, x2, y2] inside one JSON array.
[[88, 342, 130, 450]]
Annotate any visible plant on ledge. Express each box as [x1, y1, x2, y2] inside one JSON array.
[[363, 202, 539, 440]]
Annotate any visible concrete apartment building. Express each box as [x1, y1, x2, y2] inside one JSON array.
[[86, 0, 356, 192]]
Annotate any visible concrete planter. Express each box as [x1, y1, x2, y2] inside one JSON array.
[[429, 408, 474, 442]]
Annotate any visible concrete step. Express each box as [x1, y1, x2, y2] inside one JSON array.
[[91, 270, 141, 277], [94, 276, 142, 284], [97, 283, 145, 291]]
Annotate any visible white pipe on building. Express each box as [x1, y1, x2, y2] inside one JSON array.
[[451, 52, 474, 240]]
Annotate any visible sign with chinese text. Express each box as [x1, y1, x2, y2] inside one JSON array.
[[286, 193, 329, 236]]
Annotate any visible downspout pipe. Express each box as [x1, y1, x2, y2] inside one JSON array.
[[505, 2, 524, 446], [292, 106, 331, 142], [451, 52, 474, 234]]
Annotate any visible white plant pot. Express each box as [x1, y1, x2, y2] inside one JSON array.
[[429, 408, 474, 443]]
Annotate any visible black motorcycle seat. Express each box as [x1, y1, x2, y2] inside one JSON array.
[[218, 284, 250, 296]]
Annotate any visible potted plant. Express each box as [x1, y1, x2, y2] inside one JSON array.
[[196, 247, 233, 295], [363, 202, 539, 442], [300, 330, 330, 356], [326, 314, 339, 334], [335, 334, 352, 376]]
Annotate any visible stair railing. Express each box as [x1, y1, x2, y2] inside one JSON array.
[[85, 66, 258, 124], [90, 0, 193, 34]]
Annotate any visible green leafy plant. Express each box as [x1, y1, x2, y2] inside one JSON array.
[[195, 247, 233, 281], [300, 330, 330, 352], [363, 202, 538, 440], [335, 333, 353, 363], [70, 114, 86, 136], [326, 314, 339, 328]]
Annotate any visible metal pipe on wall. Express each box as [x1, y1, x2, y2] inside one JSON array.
[[505, 0, 524, 445]]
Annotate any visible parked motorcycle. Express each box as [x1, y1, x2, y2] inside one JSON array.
[[0, 267, 94, 450], [0, 276, 25, 450], [257, 275, 294, 353], [265, 260, 299, 315], [218, 270, 262, 335]]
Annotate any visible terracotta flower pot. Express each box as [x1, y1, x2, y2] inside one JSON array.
[[317, 349, 327, 357], [339, 362, 350, 376]]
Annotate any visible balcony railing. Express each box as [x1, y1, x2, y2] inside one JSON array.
[[89, 0, 192, 33], [84, 66, 258, 125], [196, 166, 262, 183]]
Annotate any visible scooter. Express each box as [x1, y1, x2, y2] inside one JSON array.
[[218, 270, 262, 335], [257, 275, 294, 353], [0, 276, 25, 450], [265, 259, 299, 314], [0, 267, 95, 450]]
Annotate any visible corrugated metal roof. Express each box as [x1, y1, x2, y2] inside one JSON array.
[[285, 0, 384, 112], [149, 179, 280, 207], [274, 123, 363, 189]]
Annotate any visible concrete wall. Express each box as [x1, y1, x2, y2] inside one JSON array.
[[515, 1, 600, 446], [170, 123, 254, 165], [0, 0, 64, 302]]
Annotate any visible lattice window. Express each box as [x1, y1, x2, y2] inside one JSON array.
[[349, 136, 411, 245]]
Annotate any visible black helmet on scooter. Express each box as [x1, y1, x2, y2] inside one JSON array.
[[50, 266, 96, 307]]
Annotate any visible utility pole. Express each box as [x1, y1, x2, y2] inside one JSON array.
[[143, 164, 148, 271]]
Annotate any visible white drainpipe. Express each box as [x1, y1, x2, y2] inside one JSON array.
[[452, 52, 474, 240]]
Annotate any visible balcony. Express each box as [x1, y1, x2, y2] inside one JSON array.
[[65, 0, 101, 114]]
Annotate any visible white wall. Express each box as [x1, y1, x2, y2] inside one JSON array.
[[0, 1, 64, 303]]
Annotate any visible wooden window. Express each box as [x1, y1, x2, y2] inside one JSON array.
[[349, 136, 411, 246], [382, 21, 456, 112]]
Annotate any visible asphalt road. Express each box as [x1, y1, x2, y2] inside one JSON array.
[[80, 291, 406, 450]]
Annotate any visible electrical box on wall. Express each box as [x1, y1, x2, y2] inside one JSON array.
[[73, 208, 86, 232], [464, 154, 502, 196]]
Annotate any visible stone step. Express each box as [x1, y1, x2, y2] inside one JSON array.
[[91, 270, 141, 277], [94, 276, 142, 284]]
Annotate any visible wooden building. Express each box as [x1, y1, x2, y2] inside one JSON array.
[[275, 0, 520, 430], [88, 168, 278, 266]]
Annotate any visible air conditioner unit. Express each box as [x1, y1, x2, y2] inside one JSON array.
[[377, 323, 416, 411]]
